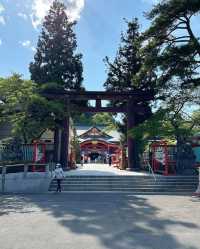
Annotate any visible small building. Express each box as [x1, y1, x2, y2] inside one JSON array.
[[76, 126, 121, 164]]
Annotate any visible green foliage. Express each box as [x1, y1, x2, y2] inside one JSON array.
[[29, 1, 85, 156], [130, 104, 200, 153], [127, 0, 200, 156], [142, 0, 200, 89], [92, 113, 116, 128], [0, 74, 44, 142], [28, 0, 86, 163], [0, 137, 23, 161], [104, 18, 155, 156], [0, 73, 35, 115], [30, 0, 83, 90], [73, 113, 93, 126], [0, 74, 64, 142], [73, 113, 116, 130], [104, 18, 142, 91], [71, 128, 81, 163]]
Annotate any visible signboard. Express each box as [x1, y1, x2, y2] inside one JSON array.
[[155, 146, 165, 164]]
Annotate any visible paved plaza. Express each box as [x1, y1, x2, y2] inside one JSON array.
[[66, 163, 149, 176], [0, 193, 200, 249]]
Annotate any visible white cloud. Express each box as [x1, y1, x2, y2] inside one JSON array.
[[31, 0, 85, 29], [0, 39, 2, 46], [0, 3, 6, 25], [67, 0, 85, 21], [19, 40, 36, 52], [17, 12, 28, 20], [0, 3, 5, 14], [20, 40, 31, 47], [141, 0, 159, 4], [0, 15, 5, 25]]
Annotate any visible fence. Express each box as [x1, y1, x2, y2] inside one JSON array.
[[0, 143, 54, 163], [21, 144, 34, 161]]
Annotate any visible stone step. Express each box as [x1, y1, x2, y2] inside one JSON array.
[[52, 176, 198, 180], [49, 189, 196, 193], [48, 191, 195, 195], [49, 185, 197, 190], [61, 176, 198, 179], [49, 175, 198, 194], [51, 179, 198, 183], [58, 179, 198, 182], [50, 182, 197, 186], [49, 188, 196, 193], [50, 184, 197, 189]]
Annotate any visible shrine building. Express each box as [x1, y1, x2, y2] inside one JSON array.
[[76, 126, 121, 163]]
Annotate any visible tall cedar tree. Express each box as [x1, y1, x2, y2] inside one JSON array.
[[30, 0, 84, 164], [104, 19, 154, 168]]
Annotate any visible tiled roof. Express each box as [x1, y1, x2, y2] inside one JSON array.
[[75, 125, 121, 143]]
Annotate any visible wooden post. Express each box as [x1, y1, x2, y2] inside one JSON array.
[[127, 98, 139, 171], [53, 127, 60, 163], [96, 99, 101, 108], [45, 164, 50, 177], [121, 146, 127, 170], [24, 164, 28, 178], [2, 166, 6, 193]]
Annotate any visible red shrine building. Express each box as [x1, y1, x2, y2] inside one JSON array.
[[76, 126, 121, 164]]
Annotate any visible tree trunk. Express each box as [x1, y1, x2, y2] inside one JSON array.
[[60, 116, 70, 169], [53, 127, 60, 163], [120, 145, 127, 170], [127, 99, 140, 170], [176, 136, 183, 174]]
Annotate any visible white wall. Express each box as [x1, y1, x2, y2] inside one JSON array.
[[0, 172, 52, 194]]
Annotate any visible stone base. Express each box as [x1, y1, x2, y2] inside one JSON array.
[[126, 167, 140, 172], [177, 169, 197, 176], [126, 168, 133, 171]]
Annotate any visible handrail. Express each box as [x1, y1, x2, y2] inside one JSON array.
[[146, 161, 157, 182], [0, 163, 47, 168]]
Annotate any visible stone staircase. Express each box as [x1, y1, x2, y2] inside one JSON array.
[[49, 175, 199, 194]]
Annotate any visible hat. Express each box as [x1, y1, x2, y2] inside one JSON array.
[[56, 163, 61, 168]]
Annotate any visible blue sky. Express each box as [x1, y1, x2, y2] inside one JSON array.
[[0, 0, 200, 91]]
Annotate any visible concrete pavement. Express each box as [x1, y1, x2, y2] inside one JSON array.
[[0, 194, 200, 249], [66, 163, 150, 176]]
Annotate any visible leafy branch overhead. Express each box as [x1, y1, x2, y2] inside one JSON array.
[[142, 0, 200, 88]]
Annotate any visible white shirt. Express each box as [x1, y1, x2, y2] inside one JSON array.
[[54, 167, 65, 179]]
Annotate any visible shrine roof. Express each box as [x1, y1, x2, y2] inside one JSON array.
[[75, 125, 121, 143]]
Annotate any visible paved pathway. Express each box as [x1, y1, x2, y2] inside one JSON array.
[[66, 163, 150, 176], [0, 194, 200, 249]]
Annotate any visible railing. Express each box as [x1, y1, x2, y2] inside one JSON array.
[[0, 163, 56, 193], [142, 159, 157, 181], [147, 162, 157, 181]]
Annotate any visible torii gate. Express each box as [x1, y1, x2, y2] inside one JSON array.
[[45, 90, 154, 170]]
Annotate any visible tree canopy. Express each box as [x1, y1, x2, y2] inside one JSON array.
[[104, 18, 155, 137], [0, 74, 49, 142], [142, 0, 200, 89], [30, 0, 83, 90]]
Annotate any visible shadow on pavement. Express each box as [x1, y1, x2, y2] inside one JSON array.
[[0, 193, 199, 249]]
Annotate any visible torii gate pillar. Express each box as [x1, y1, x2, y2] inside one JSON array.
[[60, 115, 70, 169], [127, 98, 139, 170]]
